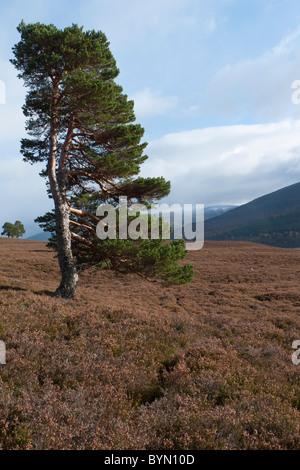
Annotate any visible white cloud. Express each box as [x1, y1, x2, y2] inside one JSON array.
[[75, 0, 188, 48], [131, 88, 177, 117], [0, 105, 25, 140], [74, 0, 226, 56], [204, 16, 217, 34], [204, 26, 300, 121], [0, 81, 5, 105], [142, 119, 300, 204], [0, 59, 26, 140], [0, 157, 52, 236]]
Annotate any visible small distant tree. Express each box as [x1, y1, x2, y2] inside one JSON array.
[[1, 221, 25, 238], [12, 22, 193, 299], [1, 222, 17, 238], [14, 220, 26, 238]]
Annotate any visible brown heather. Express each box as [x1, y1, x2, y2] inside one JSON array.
[[0, 238, 300, 450]]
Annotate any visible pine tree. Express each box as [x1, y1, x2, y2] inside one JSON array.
[[14, 220, 26, 238], [12, 22, 193, 299], [1, 221, 25, 238], [1, 222, 17, 238]]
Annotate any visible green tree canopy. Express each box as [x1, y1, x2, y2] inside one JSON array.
[[12, 22, 193, 298], [1, 221, 26, 238]]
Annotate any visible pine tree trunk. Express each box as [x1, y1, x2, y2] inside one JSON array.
[[48, 107, 78, 299], [54, 199, 78, 299]]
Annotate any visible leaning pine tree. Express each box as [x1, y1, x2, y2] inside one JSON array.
[[12, 22, 193, 299]]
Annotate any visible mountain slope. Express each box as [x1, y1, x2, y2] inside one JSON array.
[[205, 182, 300, 247], [204, 205, 236, 220], [26, 232, 51, 241]]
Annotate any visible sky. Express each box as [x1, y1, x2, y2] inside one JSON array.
[[1, 0, 300, 236]]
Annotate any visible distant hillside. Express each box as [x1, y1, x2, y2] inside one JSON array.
[[26, 232, 51, 241], [204, 205, 236, 220], [205, 182, 300, 248], [170, 204, 236, 240]]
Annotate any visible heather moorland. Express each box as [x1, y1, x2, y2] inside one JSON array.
[[0, 238, 300, 450]]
